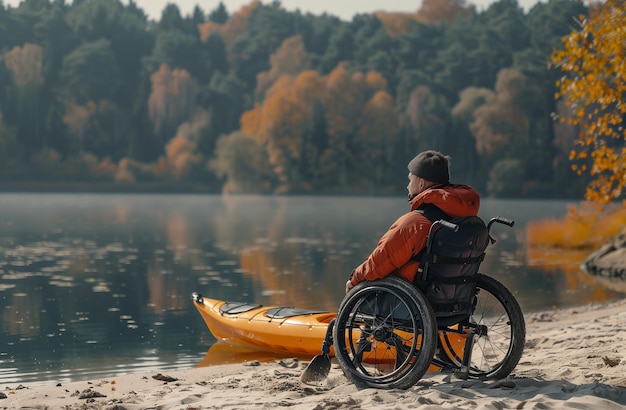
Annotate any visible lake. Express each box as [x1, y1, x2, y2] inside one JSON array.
[[0, 194, 624, 384]]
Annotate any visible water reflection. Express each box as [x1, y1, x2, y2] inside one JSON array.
[[0, 194, 623, 384]]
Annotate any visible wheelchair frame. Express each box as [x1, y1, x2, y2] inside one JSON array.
[[331, 217, 526, 390]]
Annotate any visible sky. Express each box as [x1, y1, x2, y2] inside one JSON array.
[[4, 0, 545, 21]]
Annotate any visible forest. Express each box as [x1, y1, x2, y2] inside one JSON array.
[[0, 0, 593, 197]]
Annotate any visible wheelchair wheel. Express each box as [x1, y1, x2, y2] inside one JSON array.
[[333, 276, 437, 390], [438, 273, 525, 379]]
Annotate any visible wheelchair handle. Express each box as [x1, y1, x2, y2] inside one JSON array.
[[437, 220, 459, 232], [425, 219, 458, 253], [487, 216, 515, 244], [488, 216, 515, 230]]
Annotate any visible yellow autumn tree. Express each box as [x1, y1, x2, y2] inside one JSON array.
[[240, 65, 396, 193], [255, 35, 311, 101], [164, 111, 209, 179], [551, 0, 626, 204], [241, 71, 324, 192], [527, 1, 625, 265]]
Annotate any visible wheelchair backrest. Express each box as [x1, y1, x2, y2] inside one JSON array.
[[413, 209, 490, 319]]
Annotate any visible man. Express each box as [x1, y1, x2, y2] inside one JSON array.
[[345, 150, 480, 293]]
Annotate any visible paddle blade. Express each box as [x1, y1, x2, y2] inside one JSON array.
[[300, 354, 331, 383]]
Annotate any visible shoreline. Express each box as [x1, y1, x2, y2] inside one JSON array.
[[2, 299, 626, 409]]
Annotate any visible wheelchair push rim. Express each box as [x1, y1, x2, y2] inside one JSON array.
[[438, 273, 526, 379], [333, 277, 438, 390]]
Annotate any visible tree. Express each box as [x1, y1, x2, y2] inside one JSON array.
[[229, 2, 299, 88], [450, 86, 492, 184], [240, 66, 396, 193], [63, 100, 129, 159], [209, 131, 273, 194], [416, 0, 473, 25], [163, 110, 210, 180], [318, 24, 354, 73], [470, 68, 530, 157], [255, 35, 311, 101], [158, 3, 186, 32], [209, 2, 229, 24], [150, 29, 208, 82], [203, 31, 229, 75], [4, 43, 45, 156], [241, 72, 322, 192], [551, 0, 625, 204], [0, 112, 22, 176], [148, 64, 198, 144], [197, 0, 260, 46], [357, 89, 397, 191], [400, 85, 448, 154], [58, 39, 121, 104]]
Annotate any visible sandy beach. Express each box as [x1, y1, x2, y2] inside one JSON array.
[[2, 299, 626, 409]]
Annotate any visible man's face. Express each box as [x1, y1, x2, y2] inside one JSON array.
[[407, 173, 422, 198]]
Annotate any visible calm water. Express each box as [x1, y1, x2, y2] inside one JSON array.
[[0, 194, 624, 384]]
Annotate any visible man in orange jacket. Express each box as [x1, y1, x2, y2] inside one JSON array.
[[346, 150, 480, 293]]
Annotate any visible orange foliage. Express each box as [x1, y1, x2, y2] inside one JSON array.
[[163, 111, 209, 179], [4, 43, 44, 87], [526, 203, 626, 303], [525, 245, 615, 304], [165, 135, 198, 178], [255, 35, 311, 100], [323, 64, 364, 138], [198, 0, 260, 45], [375, 0, 472, 37], [527, 203, 626, 250], [240, 103, 263, 140], [115, 158, 136, 183], [551, 0, 626, 204], [114, 157, 160, 183], [363, 71, 388, 92], [63, 102, 91, 135], [91, 156, 117, 177], [291, 70, 324, 101], [240, 63, 395, 191], [416, 0, 473, 24], [197, 20, 221, 42], [526, 203, 626, 302]]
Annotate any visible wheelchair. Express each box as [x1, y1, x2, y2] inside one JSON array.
[[332, 216, 526, 390]]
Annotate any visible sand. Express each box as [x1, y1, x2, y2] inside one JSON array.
[[2, 299, 626, 409]]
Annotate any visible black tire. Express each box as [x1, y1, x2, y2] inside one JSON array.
[[438, 273, 525, 379], [333, 277, 437, 390]]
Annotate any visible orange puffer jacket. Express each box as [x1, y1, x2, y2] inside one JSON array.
[[349, 184, 480, 286]]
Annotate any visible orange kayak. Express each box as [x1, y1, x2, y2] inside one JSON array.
[[192, 294, 336, 356], [192, 293, 468, 368]]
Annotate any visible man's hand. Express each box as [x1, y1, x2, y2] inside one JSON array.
[[345, 279, 355, 294]]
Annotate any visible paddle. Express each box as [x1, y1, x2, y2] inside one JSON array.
[[300, 318, 335, 383]]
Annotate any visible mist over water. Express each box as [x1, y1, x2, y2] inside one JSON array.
[[0, 194, 622, 384]]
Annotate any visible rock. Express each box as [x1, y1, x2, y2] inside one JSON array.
[[152, 373, 178, 382], [582, 228, 626, 279], [602, 356, 621, 367], [78, 388, 106, 399]]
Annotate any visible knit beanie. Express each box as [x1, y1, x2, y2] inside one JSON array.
[[407, 150, 450, 184]]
